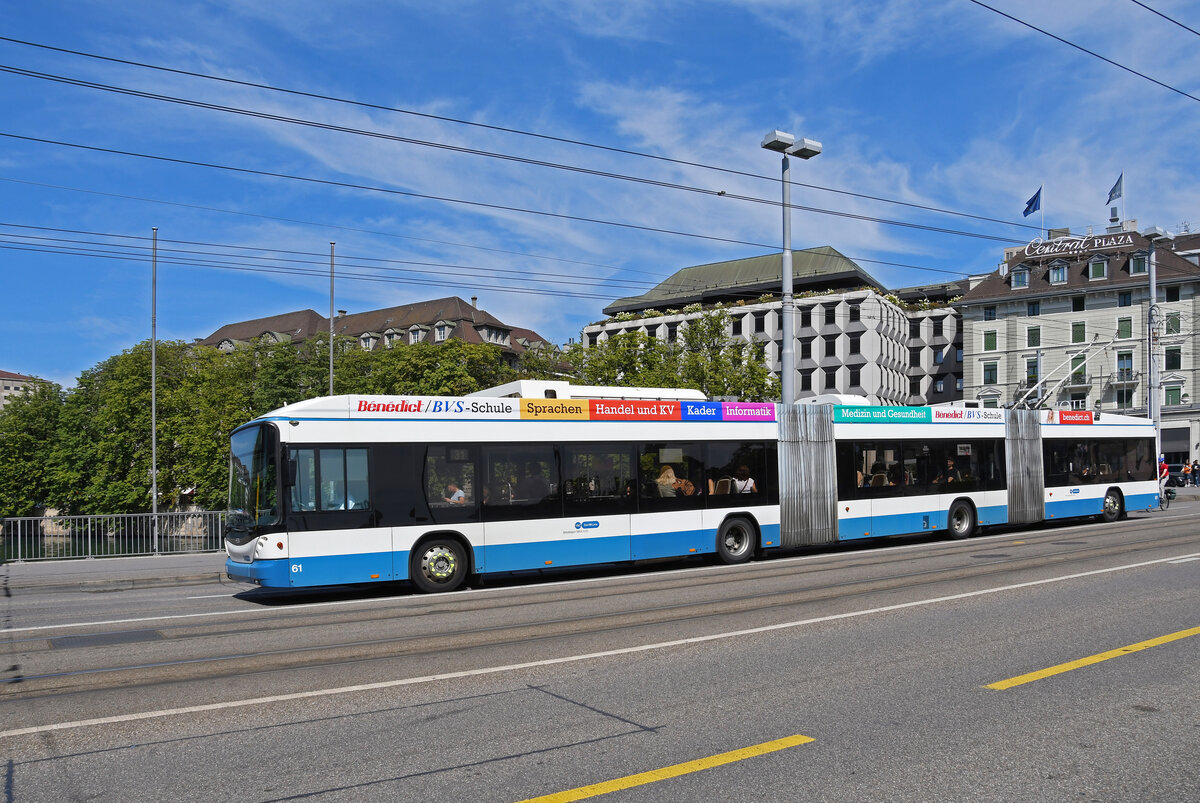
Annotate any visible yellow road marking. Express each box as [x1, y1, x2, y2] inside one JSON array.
[[517, 734, 814, 802], [987, 625, 1200, 690]]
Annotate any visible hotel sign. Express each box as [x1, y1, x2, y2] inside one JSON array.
[[1023, 232, 1134, 258]]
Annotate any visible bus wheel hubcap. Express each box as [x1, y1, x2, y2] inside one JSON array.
[[424, 548, 456, 581]]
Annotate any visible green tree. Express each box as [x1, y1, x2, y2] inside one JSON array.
[[169, 344, 257, 510], [515, 341, 568, 380], [53, 341, 193, 513], [561, 330, 675, 388], [0, 380, 65, 517], [563, 310, 778, 401], [354, 340, 516, 395], [675, 308, 779, 401]]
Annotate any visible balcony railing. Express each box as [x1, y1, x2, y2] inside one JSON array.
[[1108, 370, 1140, 386], [1062, 373, 1092, 389]]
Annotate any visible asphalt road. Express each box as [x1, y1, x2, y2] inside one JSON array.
[[2, 505, 1198, 802]]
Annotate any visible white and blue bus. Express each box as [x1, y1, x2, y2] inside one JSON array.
[[224, 390, 1158, 592]]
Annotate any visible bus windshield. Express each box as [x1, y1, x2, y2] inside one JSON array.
[[227, 424, 279, 539]]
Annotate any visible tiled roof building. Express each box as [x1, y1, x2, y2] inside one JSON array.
[[586, 249, 966, 405], [200, 296, 553, 368]]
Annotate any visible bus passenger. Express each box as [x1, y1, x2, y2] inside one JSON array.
[[732, 464, 757, 493], [443, 482, 466, 504], [657, 465, 695, 497], [657, 465, 680, 497], [935, 458, 961, 484]]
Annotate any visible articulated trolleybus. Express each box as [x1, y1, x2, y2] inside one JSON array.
[[224, 387, 1157, 592]]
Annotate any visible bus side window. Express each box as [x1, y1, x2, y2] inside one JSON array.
[[638, 442, 703, 508], [482, 443, 561, 521], [291, 448, 318, 512], [424, 445, 479, 524]]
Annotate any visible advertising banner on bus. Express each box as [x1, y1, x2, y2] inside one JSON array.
[[833, 406, 1004, 424], [348, 396, 776, 423]]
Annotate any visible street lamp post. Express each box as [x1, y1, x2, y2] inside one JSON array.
[[329, 242, 336, 396], [762, 130, 821, 405], [151, 227, 158, 553], [1142, 225, 1175, 459]]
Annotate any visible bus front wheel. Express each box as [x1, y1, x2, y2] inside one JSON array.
[[1101, 488, 1124, 522], [947, 500, 976, 540], [716, 517, 756, 564], [410, 537, 468, 593]]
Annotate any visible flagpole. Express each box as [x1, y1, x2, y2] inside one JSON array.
[[1113, 170, 1123, 222], [1041, 184, 1045, 239]]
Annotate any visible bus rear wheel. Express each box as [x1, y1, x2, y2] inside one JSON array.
[[1101, 488, 1124, 523], [410, 537, 468, 593], [716, 517, 756, 564], [947, 500, 976, 540]]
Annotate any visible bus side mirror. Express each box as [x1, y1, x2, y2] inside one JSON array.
[[285, 458, 297, 488]]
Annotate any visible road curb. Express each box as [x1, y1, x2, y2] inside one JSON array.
[[2, 568, 228, 594]]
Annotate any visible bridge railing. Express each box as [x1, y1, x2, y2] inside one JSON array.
[[1, 511, 225, 562]]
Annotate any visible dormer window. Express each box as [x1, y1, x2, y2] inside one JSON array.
[[1089, 257, 1108, 280], [1048, 260, 1068, 284], [1130, 251, 1148, 275], [409, 327, 427, 344], [435, 323, 451, 342], [1011, 268, 1029, 289]]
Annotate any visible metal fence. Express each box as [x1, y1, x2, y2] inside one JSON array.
[[1, 511, 225, 562]]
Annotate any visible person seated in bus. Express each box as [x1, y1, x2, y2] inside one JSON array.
[[656, 465, 695, 497], [515, 462, 550, 501], [731, 464, 757, 493], [443, 482, 466, 505], [887, 463, 904, 486], [935, 457, 961, 484]]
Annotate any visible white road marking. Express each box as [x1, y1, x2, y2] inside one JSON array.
[[3, 551, 1197, 740]]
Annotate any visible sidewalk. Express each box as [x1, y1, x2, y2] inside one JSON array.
[[0, 551, 228, 593]]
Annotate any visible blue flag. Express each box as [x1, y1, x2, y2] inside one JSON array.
[[1023, 187, 1042, 218], [1106, 173, 1123, 205]]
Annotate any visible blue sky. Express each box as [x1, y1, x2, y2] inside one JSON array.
[[3, 0, 1199, 387]]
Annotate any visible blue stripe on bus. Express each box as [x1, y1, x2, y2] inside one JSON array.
[[837, 504, 1009, 540], [632, 528, 713, 560], [225, 554, 394, 587], [478, 535, 633, 571], [225, 557, 291, 586], [228, 523, 781, 588], [1045, 491, 1157, 518], [1125, 491, 1159, 511]]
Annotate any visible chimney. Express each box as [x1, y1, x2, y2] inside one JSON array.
[[471, 296, 478, 308]]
